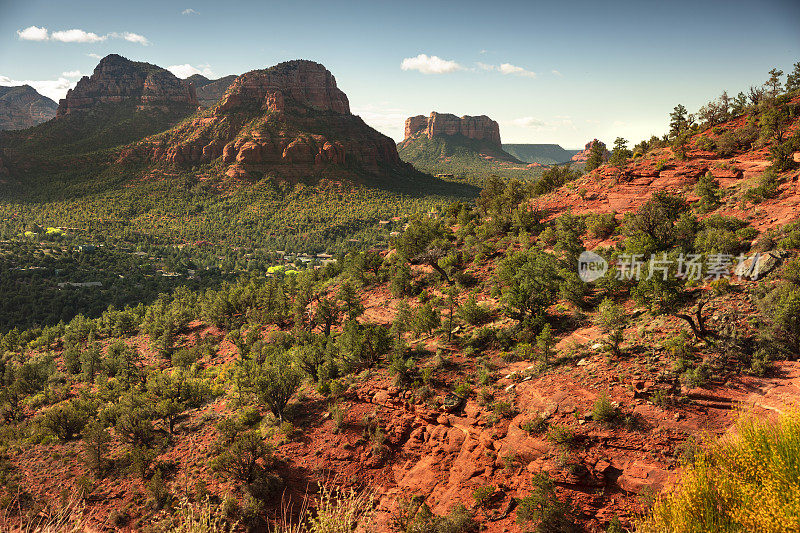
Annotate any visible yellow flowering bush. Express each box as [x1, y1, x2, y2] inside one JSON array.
[[639, 410, 800, 533]]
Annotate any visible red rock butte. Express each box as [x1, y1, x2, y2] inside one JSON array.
[[56, 54, 198, 117], [118, 59, 406, 178], [404, 112, 502, 148]]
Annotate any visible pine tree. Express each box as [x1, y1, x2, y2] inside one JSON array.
[[765, 68, 784, 98], [585, 140, 607, 171], [669, 104, 689, 138], [786, 62, 800, 93], [609, 137, 631, 167]]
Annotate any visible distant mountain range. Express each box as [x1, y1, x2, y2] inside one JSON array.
[[502, 144, 580, 165], [186, 74, 237, 107], [0, 85, 57, 130]]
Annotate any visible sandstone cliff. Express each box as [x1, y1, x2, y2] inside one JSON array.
[[404, 112, 501, 147], [121, 60, 406, 178], [56, 54, 198, 117], [0, 85, 57, 130]]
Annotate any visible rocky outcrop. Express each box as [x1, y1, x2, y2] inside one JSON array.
[[56, 54, 198, 117], [217, 60, 350, 114], [120, 60, 405, 177], [0, 85, 57, 130], [187, 74, 237, 107], [571, 139, 609, 163], [404, 112, 502, 147]]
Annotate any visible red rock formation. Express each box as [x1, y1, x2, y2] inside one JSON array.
[[217, 60, 349, 114], [56, 54, 197, 117], [404, 112, 502, 147], [123, 60, 405, 177], [571, 139, 609, 163], [0, 85, 57, 130]]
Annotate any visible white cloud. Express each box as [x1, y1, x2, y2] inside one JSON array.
[[167, 63, 214, 78], [551, 69, 563, 77], [505, 116, 575, 131], [509, 117, 547, 128], [401, 54, 463, 75], [476, 62, 495, 71], [0, 75, 77, 102], [17, 25, 49, 41], [87, 53, 103, 59], [17, 27, 149, 45], [61, 70, 82, 77], [51, 29, 106, 43], [110, 32, 149, 45], [182, 8, 199, 15], [498, 63, 536, 78]]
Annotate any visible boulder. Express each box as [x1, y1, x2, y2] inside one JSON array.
[[734, 251, 783, 280]]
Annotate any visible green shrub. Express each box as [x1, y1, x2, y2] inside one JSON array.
[[472, 485, 496, 509], [592, 395, 619, 425], [547, 425, 576, 447], [586, 213, 618, 239], [457, 295, 491, 326], [516, 474, 577, 532], [695, 173, 721, 212], [743, 171, 780, 204]]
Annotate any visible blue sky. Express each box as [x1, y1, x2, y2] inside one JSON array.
[[0, 0, 798, 147]]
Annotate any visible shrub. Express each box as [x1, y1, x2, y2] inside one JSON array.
[[146, 469, 171, 510], [521, 415, 548, 435], [493, 401, 515, 419], [256, 352, 301, 421], [638, 411, 800, 533], [595, 298, 626, 356], [211, 429, 272, 488], [516, 474, 577, 532], [743, 171, 780, 204], [695, 173, 721, 212], [547, 425, 576, 447], [592, 395, 619, 425], [586, 213, 617, 239], [457, 295, 491, 326], [40, 397, 97, 441], [472, 485, 495, 509], [694, 136, 716, 152], [82, 421, 111, 478]]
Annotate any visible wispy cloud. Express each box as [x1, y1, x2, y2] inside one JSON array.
[[505, 116, 575, 131], [109, 32, 149, 45], [551, 69, 563, 77], [476, 61, 536, 78], [401, 54, 463, 75], [498, 63, 536, 78], [167, 63, 214, 78], [0, 74, 77, 101], [181, 8, 199, 15], [87, 53, 103, 59], [509, 117, 547, 128], [16, 26, 149, 45], [61, 70, 82, 77]]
